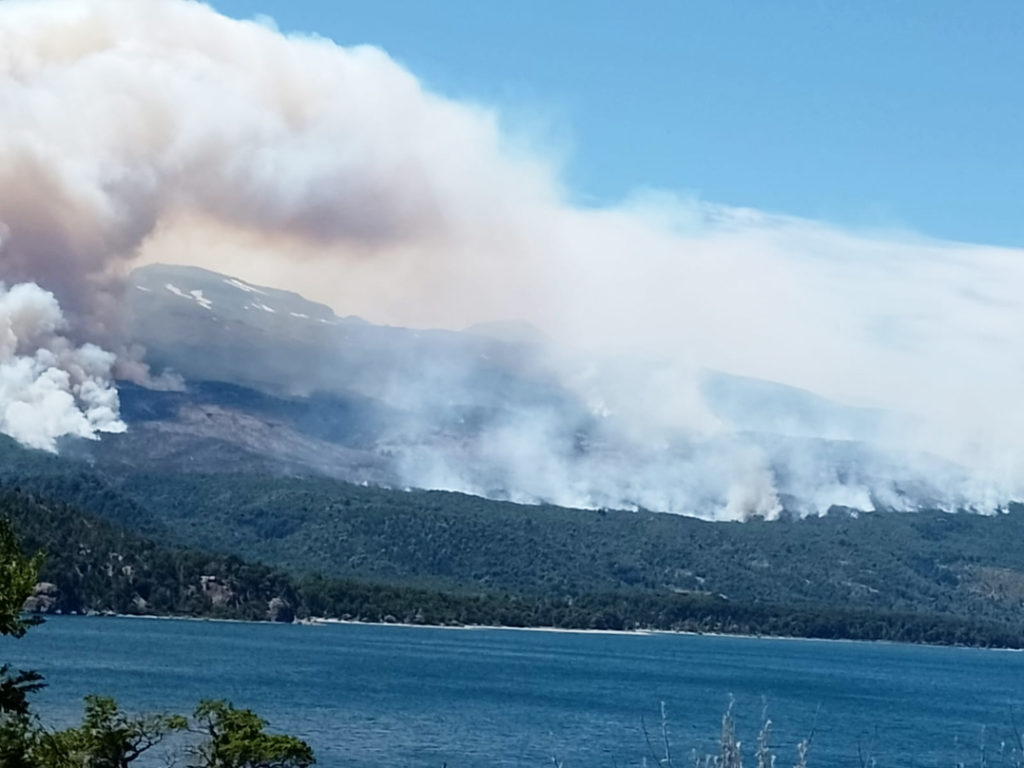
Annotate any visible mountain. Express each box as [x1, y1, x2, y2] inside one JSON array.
[[110, 264, 592, 493], [112, 264, 998, 518], [127, 263, 563, 407]]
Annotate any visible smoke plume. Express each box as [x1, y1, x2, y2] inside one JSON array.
[[0, 281, 124, 450], [1, 0, 1022, 516]]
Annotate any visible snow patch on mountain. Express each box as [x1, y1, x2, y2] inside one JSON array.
[[224, 278, 269, 296]]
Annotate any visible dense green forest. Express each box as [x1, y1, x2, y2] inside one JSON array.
[[113, 469, 1024, 623], [0, 488, 299, 621], [2, 486, 1021, 646], [4, 434, 1024, 645]]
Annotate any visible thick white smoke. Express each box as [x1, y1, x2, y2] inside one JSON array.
[[0, 282, 125, 451], [1, 0, 1022, 516]]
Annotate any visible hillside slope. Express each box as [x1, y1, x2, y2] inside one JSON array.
[[0, 487, 298, 620], [2, 478, 1021, 647], [113, 471, 1024, 626], [4, 436, 1024, 632]]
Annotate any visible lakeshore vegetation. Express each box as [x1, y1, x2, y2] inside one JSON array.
[[3, 434, 1024, 646], [0, 483, 1021, 647]]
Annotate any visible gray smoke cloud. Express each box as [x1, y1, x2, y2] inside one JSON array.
[[1, 0, 1022, 517]]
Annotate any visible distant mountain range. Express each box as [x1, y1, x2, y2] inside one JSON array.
[[75, 263, 994, 518]]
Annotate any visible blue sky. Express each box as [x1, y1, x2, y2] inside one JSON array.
[[210, 1, 1024, 247]]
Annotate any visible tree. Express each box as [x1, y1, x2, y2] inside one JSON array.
[[0, 667, 45, 720], [34, 695, 187, 768], [190, 700, 315, 768], [0, 517, 45, 768], [0, 518, 42, 639]]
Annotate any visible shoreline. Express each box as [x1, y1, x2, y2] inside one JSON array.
[[38, 612, 1023, 652]]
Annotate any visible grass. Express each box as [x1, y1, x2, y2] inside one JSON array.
[[640, 700, 812, 768], [632, 700, 1024, 768]]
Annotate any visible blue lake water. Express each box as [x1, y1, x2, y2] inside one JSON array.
[[3, 616, 1023, 767]]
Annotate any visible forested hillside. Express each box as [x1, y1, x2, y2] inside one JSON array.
[[0, 488, 299, 620], [2, 486, 1019, 646], [114, 472, 1024, 627], [4, 435, 1024, 645]]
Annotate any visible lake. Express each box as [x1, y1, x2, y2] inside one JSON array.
[[2, 616, 1022, 767]]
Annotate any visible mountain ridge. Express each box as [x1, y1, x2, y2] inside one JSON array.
[[116, 263, 1002, 518]]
